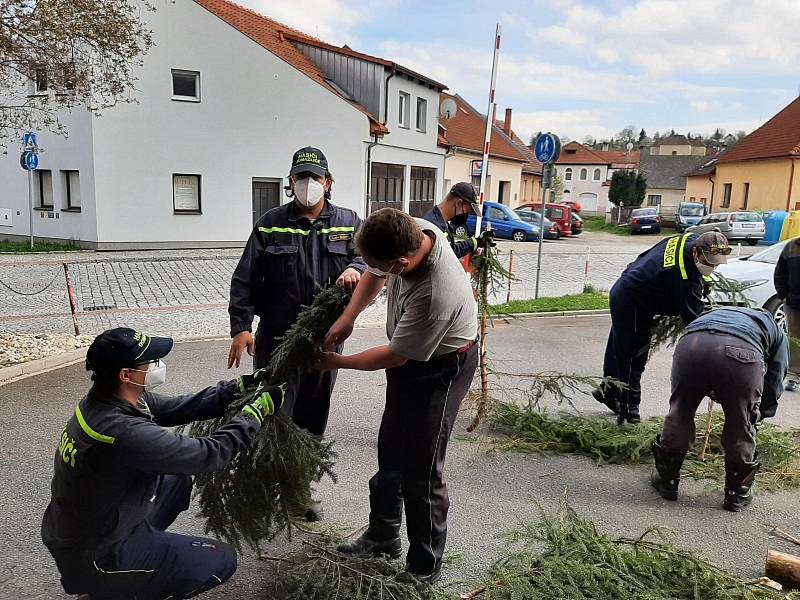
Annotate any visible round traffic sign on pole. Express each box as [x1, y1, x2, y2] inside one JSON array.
[[20, 150, 39, 171], [534, 132, 561, 165]]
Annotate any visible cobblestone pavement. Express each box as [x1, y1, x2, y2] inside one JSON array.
[[0, 232, 758, 337]]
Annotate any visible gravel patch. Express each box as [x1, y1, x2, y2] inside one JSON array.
[[0, 333, 93, 367]]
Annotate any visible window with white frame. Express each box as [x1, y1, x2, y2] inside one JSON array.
[[398, 91, 410, 128], [36, 170, 54, 208], [579, 168, 588, 181], [415, 98, 427, 132], [564, 168, 573, 181], [173, 174, 201, 213], [593, 168, 601, 181], [647, 194, 662, 206], [63, 170, 81, 210], [171, 70, 200, 101]]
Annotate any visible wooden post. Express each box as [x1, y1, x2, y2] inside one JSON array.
[[697, 398, 715, 461], [468, 260, 490, 432], [63, 262, 80, 336], [506, 249, 514, 304], [765, 549, 800, 588]]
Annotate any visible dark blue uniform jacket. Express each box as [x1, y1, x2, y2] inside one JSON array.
[[41, 381, 256, 556], [683, 307, 788, 418], [229, 201, 366, 340], [422, 206, 477, 259], [616, 233, 705, 324]]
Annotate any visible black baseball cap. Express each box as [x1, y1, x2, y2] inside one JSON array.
[[694, 231, 730, 265], [450, 182, 482, 216], [86, 328, 173, 376], [290, 146, 329, 177]]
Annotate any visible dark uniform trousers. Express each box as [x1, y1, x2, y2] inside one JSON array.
[[254, 326, 341, 437], [56, 475, 236, 600], [368, 344, 478, 575], [662, 332, 763, 463], [602, 282, 654, 407]]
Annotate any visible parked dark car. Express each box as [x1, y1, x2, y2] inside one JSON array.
[[628, 207, 662, 234], [454, 201, 539, 242], [571, 212, 584, 235], [514, 209, 560, 239]]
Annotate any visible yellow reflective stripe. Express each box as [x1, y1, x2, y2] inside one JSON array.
[[75, 406, 115, 444], [318, 226, 355, 235], [257, 227, 310, 235], [677, 233, 691, 280], [242, 405, 262, 423]]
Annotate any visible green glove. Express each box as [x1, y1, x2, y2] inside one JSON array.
[[241, 383, 285, 424], [237, 368, 270, 395]]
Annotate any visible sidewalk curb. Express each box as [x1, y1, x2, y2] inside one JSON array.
[[0, 334, 231, 386], [492, 308, 611, 319]]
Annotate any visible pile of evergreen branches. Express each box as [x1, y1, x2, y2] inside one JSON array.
[[267, 541, 440, 600], [187, 286, 350, 554], [475, 499, 784, 599], [489, 401, 800, 492]]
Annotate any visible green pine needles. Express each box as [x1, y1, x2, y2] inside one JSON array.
[[189, 400, 337, 554], [489, 401, 800, 492], [478, 499, 784, 599], [187, 285, 349, 554]]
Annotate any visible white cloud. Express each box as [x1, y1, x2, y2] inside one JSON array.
[[525, 0, 800, 76], [511, 109, 617, 142], [236, 0, 396, 45]]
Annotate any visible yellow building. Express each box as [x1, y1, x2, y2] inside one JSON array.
[[710, 96, 800, 212], [650, 134, 708, 157], [684, 157, 717, 207]]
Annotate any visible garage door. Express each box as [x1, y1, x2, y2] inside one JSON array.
[[579, 192, 598, 212]]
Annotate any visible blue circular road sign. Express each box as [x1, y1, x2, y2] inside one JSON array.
[[534, 133, 561, 165], [22, 151, 39, 170]]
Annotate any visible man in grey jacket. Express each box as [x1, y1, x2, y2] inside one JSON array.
[[42, 328, 282, 599], [650, 307, 787, 511]]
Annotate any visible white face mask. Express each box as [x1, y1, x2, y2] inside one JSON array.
[[695, 259, 715, 276], [293, 177, 325, 207], [367, 262, 405, 278], [130, 360, 167, 392]]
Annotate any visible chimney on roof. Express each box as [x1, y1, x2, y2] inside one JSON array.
[[503, 108, 512, 136]]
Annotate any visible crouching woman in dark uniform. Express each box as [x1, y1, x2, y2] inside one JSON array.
[[41, 328, 282, 600]]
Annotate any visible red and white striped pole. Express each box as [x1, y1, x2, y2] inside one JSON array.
[[474, 23, 502, 237]]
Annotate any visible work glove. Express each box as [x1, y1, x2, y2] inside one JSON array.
[[237, 368, 270, 395], [241, 383, 285, 424], [478, 229, 496, 248]]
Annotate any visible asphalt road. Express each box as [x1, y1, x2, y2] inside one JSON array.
[[3, 316, 799, 599]]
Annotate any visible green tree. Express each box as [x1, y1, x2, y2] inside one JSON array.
[[638, 128, 647, 141], [616, 125, 637, 145], [551, 174, 564, 202], [0, 0, 154, 149], [608, 170, 647, 208]]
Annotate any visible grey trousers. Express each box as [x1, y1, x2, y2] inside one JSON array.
[[784, 305, 800, 377], [662, 332, 763, 463]]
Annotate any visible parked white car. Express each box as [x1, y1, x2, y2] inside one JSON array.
[[710, 240, 786, 331], [687, 211, 765, 245]]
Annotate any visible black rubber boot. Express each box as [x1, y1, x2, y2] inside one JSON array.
[[617, 403, 641, 425], [304, 500, 324, 522], [723, 459, 760, 512], [650, 435, 686, 500], [337, 521, 402, 559], [408, 561, 442, 585], [592, 381, 619, 415]]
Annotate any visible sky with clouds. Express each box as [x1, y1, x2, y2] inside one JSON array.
[[238, 0, 800, 144]]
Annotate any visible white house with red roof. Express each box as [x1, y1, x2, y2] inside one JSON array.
[[0, 0, 447, 248]]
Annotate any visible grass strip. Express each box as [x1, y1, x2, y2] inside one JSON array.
[[0, 240, 81, 252], [489, 401, 800, 492], [491, 292, 609, 315]]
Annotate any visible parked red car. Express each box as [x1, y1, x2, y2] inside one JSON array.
[[518, 202, 573, 237]]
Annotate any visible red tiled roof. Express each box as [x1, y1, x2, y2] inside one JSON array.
[[193, 0, 390, 135], [494, 119, 542, 175], [556, 141, 610, 165], [594, 149, 641, 168], [437, 93, 527, 162], [716, 96, 800, 164]]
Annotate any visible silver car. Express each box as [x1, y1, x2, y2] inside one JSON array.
[[710, 240, 787, 331], [687, 211, 765, 245]]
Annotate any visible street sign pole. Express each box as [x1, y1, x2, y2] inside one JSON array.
[[28, 168, 33, 249], [532, 133, 561, 299]]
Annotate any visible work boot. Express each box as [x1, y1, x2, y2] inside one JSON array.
[[723, 459, 760, 512], [304, 500, 324, 522], [337, 520, 402, 559], [592, 381, 619, 415], [650, 435, 686, 500], [408, 561, 442, 585], [617, 404, 641, 425]]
